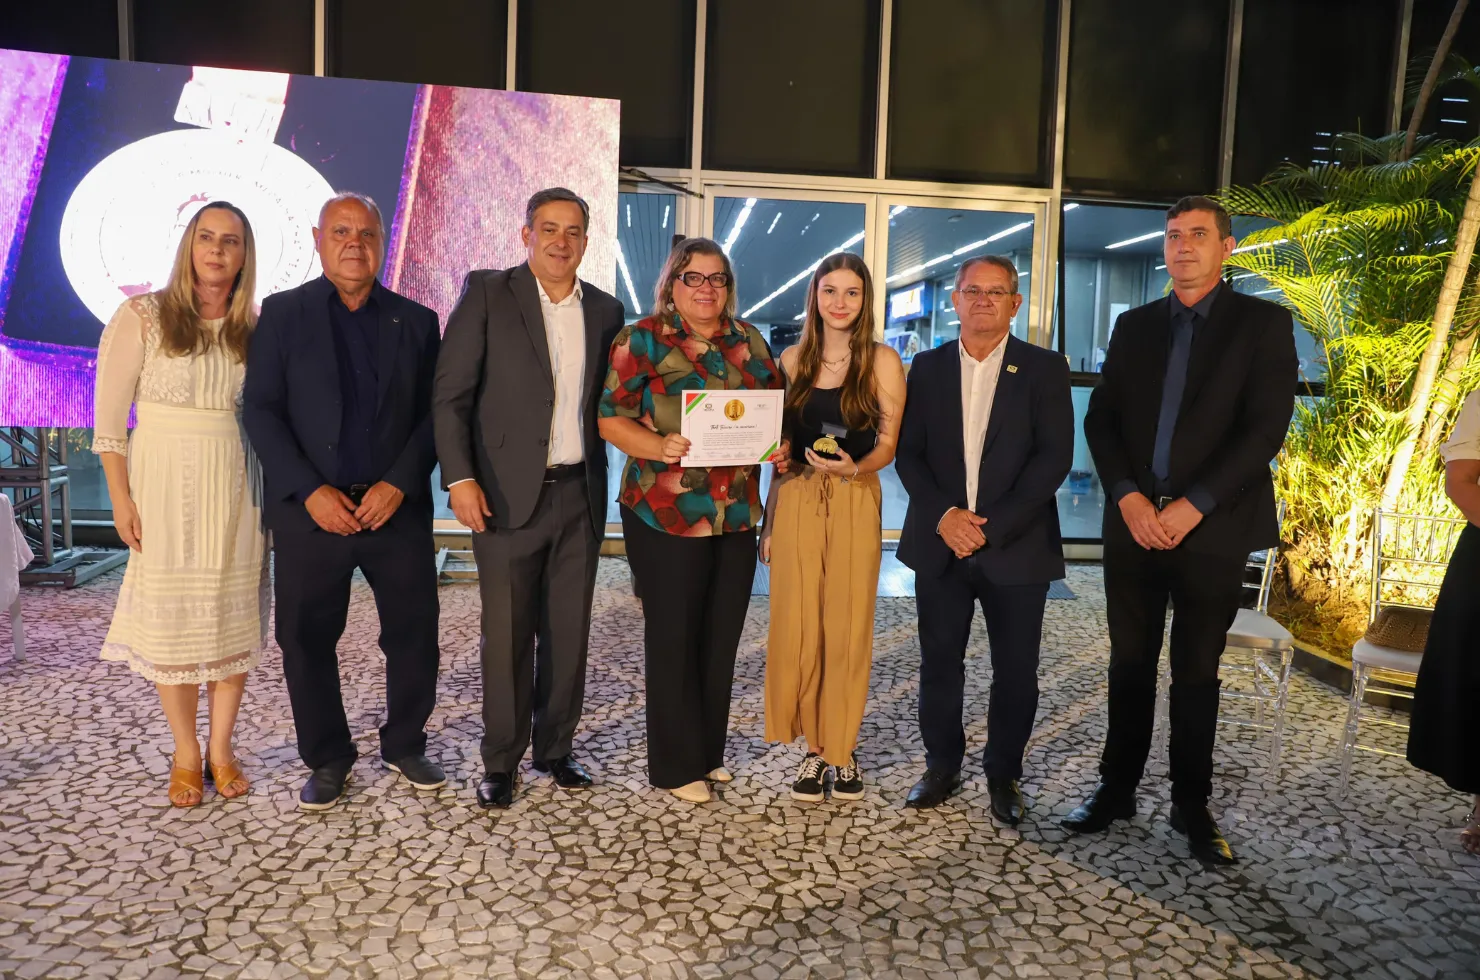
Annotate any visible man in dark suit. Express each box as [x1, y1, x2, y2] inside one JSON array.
[[895, 255, 1074, 824], [243, 192, 443, 810], [433, 188, 625, 809], [1066, 195, 1297, 864]]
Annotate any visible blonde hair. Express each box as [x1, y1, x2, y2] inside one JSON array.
[[785, 252, 881, 430], [651, 237, 738, 321], [155, 201, 257, 362]]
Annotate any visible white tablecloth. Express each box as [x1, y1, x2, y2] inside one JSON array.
[[0, 493, 34, 612]]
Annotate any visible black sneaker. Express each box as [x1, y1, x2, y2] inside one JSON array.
[[791, 752, 826, 802], [832, 753, 863, 801]]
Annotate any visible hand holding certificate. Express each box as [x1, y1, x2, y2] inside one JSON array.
[[679, 389, 784, 467]]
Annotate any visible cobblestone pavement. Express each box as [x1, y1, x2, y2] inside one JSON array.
[[1, 560, 1477, 979]]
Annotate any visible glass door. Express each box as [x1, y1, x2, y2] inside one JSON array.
[[875, 197, 1046, 533]]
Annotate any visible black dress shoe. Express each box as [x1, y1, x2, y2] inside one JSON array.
[[299, 762, 352, 811], [987, 778, 1025, 826], [1060, 784, 1136, 833], [530, 754, 593, 789], [385, 754, 446, 790], [477, 771, 520, 809], [1170, 803, 1237, 865], [904, 769, 962, 809]]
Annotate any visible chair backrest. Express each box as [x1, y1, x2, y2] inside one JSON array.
[[1367, 509, 1467, 624], [1242, 500, 1286, 614]]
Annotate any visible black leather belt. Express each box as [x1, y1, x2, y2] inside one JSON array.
[[544, 463, 584, 483], [339, 484, 370, 505]]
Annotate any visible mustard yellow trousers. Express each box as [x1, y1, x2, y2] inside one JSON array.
[[764, 468, 882, 766]]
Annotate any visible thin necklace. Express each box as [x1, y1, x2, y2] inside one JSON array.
[[822, 351, 851, 368]]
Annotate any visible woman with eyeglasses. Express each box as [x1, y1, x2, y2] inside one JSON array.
[[598, 237, 786, 803], [760, 252, 905, 802]]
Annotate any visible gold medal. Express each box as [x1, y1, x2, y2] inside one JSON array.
[[812, 434, 839, 455]]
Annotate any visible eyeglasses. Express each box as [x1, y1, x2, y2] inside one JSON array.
[[675, 271, 731, 288], [958, 285, 1014, 304]]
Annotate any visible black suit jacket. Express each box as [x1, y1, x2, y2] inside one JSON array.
[[242, 276, 441, 535], [896, 336, 1074, 585], [432, 262, 625, 537], [1083, 285, 1298, 558]]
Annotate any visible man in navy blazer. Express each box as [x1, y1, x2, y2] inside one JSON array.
[[895, 255, 1073, 822], [243, 192, 444, 811]]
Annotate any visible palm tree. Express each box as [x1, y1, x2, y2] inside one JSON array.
[[1219, 136, 1480, 624]]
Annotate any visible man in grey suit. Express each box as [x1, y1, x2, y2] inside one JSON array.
[[433, 187, 625, 809]]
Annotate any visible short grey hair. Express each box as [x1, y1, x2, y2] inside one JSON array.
[[955, 254, 1019, 294], [318, 191, 384, 235], [525, 187, 590, 231]]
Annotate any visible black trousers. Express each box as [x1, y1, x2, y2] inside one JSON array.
[[917, 559, 1048, 781], [273, 516, 440, 771], [621, 507, 756, 789], [1100, 544, 1245, 805], [470, 473, 599, 774]]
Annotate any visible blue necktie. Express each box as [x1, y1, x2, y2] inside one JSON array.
[[1151, 310, 1196, 486]]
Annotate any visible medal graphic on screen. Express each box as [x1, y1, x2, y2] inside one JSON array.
[[58, 67, 335, 323]]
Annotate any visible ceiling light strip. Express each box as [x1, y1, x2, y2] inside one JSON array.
[[741, 230, 866, 318]]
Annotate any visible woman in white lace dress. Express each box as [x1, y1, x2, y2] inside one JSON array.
[[93, 202, 270, 807]]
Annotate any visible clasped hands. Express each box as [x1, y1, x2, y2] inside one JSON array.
[[1120, 492, 1203, 550], [305, 482, 404, 535], [939, 507, 988, 559]]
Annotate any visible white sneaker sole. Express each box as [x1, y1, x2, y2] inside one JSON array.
[[385, 761, 447, 791], [298, 776, 350, 811], [791, 787, 825, 803], [831, 786, 864, 801]]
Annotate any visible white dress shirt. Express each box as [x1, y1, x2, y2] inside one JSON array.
[[959, 334, 1007, 516], [538, 278, 587, 466]]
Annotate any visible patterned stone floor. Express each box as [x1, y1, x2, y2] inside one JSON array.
[[1, 559, 1477, 980]]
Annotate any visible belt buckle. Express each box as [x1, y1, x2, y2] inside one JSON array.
[[348, 483, 369, 505], [1155, 495, 1174, 510]]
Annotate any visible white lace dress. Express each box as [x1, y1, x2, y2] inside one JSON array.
[[92, 295, 270, 683]]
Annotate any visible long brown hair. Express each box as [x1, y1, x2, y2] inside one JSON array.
[[155, 201, 257, 362], [785, 252, 880, 430], [651, 237, 738, 321]]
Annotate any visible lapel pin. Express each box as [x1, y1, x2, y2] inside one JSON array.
[[392, 316, 401, 323], [1006, 364, 1018, 374]]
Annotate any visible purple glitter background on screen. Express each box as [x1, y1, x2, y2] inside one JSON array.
[[0, 50, 74, 428], [0, 51, 620, 428]]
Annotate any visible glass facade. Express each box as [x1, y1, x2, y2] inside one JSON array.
[[5, 0, 1414, 550], [887, 0, 1057, 185], [0, 2, 119, 59], [330, 0, 507, 90], [133, 0, 316, 74], [1062, 0, 1229, 199], [520, 0, 693, 167], [1232, 0, 1396, 186], [703, 0, 881, 176]]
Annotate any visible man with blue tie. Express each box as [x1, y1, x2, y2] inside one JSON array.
[[1066, 196, 1297, 864]]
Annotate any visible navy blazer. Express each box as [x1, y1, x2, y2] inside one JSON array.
[[1083, 287, 1297, 558], [243, 276, 441, 535], [896, 336, 1074, 585]]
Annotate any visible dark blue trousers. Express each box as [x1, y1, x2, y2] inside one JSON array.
[[917, 559, 1049, 780]]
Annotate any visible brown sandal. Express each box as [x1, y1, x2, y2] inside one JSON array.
[[1462, 808, 1480, 856], [168, 758, 204, 808], [209, 756, 250, 800]]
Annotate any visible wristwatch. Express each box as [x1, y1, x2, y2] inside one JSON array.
[[59, 66, 335, 325]]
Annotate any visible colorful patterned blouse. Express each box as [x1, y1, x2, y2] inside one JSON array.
[[600, 313, 781, 537]]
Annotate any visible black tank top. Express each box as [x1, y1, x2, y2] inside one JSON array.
[[787, 387, 879, 463]]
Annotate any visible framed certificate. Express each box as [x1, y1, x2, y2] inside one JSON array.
[[679, 389, 783, 468]]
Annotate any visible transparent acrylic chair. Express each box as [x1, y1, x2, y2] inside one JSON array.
[[1155, 505, 1295, 784], [1338, 509, 1464, 797]]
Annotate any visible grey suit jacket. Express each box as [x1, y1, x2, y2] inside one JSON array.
[[433, 262, 625, 536]]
